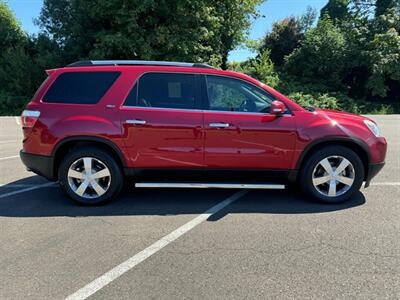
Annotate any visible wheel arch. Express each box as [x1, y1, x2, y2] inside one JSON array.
[[52, 136, 126, 180], [292, 137, 370, 182]]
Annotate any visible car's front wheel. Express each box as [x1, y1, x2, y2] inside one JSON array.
[[299, 146, 365, 203], [58, 147, 123, 205]]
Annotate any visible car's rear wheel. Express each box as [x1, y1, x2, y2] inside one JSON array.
[[58, 147, 123, 204], [299, 146, 364, 203]]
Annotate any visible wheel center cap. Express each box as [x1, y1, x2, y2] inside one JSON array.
[[83, 171, 93, 181]]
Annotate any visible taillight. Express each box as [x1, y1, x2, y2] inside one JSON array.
[[21, 110, 40, 128]]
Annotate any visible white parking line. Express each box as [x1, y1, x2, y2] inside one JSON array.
[[0, 155, 19, 161], [0, 182, 56, 199], [65, 190, 248, 300], [0, 140, 20, 144], [0, 183, 58, 188], [370, 182, 400, 186]]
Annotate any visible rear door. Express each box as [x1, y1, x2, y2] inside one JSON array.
[[119, 72, 204, 168], [203, 75, 297, 170]]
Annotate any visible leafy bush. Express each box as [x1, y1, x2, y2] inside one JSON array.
[[0, 91, 26, 116], [286, 90, 398, 114], [278, 75, 398, 114], [229, 49, 280, 88], [251, 49, 280, 88], [338, 98, 397, 114], [287, 92, 339, 110]]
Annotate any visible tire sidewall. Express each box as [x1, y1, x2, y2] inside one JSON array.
[[300, 146, 365, 203], [58, 148, 123, 205]]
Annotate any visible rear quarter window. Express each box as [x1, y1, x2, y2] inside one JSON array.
[[42, 71, 120, 104]]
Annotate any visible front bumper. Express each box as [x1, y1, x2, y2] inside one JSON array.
[[20, 150, 56, 181], [364, 162, 385, 188]]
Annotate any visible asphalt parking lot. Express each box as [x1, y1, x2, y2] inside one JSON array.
[[0, 115, 399, 300]]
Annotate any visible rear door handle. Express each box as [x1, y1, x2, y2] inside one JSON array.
[[209, 123, 230, 128], [126, 119, 146, 125]]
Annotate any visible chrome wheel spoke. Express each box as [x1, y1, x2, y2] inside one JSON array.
[[320, 158, 334, 175], [328, 180, 337, 196], [336, 175, 354, 186], [335, 158, 350, 175], [92, 168, 110, 179], [75, 180, 89, 196], [83, 157, 92, 174], [68, 169, 85, 179], [90, 180, 106, 196], [312, 175, 331, 186]]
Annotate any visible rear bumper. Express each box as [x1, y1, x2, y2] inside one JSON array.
[[365, 162, 385, 187], [20, 150, 56, 181]]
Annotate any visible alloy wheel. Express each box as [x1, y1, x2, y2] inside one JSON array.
[[67, 157, 111, 199], [312, 156, 355, 197]]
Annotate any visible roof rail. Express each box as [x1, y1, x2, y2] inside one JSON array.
[[67, 60, 214, 69]]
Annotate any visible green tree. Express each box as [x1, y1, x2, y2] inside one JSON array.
[[284, 17, 347, 89], [259, 17, 303, 67], [320, 0, 350, 21], [365, 7, 400, 99], [0, 1, 35, 114], [37, 0, 264, 68], [366, 28, 400, 97], [259, 7, 316, 67], [228, 58, 256, 75], [229, 50, 279, 88], [28, 33, 64, 88], [212, 0, 264, 69], [0, 0, 25, 49], [298, 6, 318, 32], [252, 49, 279, 88], [0, 1, 65, 115], [375, 0, 400, 16], [349, 0, 375, 17]]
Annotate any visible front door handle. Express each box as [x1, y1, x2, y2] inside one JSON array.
[[209, 123, 230, 128], [126, 119, 146, 125]]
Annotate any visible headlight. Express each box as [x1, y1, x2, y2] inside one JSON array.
[[364, 120, 380, 137]]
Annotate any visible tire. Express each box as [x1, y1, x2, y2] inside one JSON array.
[[299, 146, 364, 203], [58, 146, 123, 205]]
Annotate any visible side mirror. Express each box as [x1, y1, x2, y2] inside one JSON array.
[[270, 100, 286, 115]]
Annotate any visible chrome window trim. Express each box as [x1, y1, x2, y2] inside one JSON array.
[[121, 105, 203, 112], [121, 105, 292, 117]]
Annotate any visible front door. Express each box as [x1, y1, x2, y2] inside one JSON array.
[[120, 72, 204, 169], [203, 75, 297, 170]]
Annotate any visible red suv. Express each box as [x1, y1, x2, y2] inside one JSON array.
[[20, 60, 387, 204]]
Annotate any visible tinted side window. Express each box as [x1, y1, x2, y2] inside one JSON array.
[[43, 72, 120, 104], [124, 82, 138, 106], [206, 75, 274, 113], [134, 73, 196, 109]]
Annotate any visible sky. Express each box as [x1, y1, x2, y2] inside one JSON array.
[[6, 0, 327, 62]]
